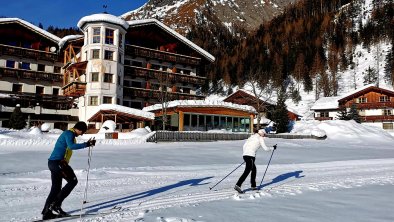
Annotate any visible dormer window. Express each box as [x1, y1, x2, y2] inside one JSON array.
[[105, 29, 114, 45], [92, 28, 101, 43]]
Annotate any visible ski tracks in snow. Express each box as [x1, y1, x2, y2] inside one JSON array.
[[74, 158, 394, 221]]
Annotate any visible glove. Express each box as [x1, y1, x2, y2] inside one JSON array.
[[273, 145, 277, 150], [87, 138, 96, 147]]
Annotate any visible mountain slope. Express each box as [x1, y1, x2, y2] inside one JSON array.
[[122, 0, 297, 35]]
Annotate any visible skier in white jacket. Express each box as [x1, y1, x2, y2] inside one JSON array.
[[234, 128, 275, 193]]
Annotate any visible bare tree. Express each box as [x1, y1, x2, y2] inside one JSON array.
[[156, 71, 171, 130]]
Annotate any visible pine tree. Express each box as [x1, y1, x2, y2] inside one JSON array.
[[272, 88, 290, 133], [348, 104, 361, 123], [9, 105, 26, 129], [363, 66, 378, 85], [337, 106, 350, 120]]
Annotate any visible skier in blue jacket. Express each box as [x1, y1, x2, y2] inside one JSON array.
[[41, 121, 96, 220]]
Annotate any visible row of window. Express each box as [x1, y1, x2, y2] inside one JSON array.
[[5, 60, 61, 72], [90, 49, 115, 61], [318, 109, 393, 118], [91, 72, 113, 83], [183, 114, 251, 132], [91, 27, 122, 46], [124, 60, 194, 75], [11, 83, 59, 95], [88, 96, 113, 106], [355, 96, 391, 103]]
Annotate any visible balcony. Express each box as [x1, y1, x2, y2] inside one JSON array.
[[125, 44, 201, 66], [360, 115, 394, 122], [344, 102, 394, 109], [124, 65, 206, 85], [123, 87, 205, 101], [0, 44, 58, 61], [62, 81, 86, 97], [0, 67, 62, 82]]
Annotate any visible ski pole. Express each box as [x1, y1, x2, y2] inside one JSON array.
[[259, 144, 276, 187], [80, 144, 93, 217], [209, 161, 245, 190]]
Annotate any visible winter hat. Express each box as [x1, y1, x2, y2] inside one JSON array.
[[73, 121, 88, 132], [258, 129, 267, 135]]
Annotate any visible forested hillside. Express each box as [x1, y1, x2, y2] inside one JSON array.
[[188, 0, 393, 99]]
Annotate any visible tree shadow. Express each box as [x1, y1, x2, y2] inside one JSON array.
[[258, 170, 305, 190], [72, 176, 213, 214]]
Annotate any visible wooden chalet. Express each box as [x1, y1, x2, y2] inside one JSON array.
[[143, 100, 256, 132], [311, 85, 394, 130], [223, 89, 300, 123]]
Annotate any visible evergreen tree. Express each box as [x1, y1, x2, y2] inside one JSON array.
[[9, 105, 26, 129], [348, 103, 361, 123], [337, 106, 350, 120], [272, 88, 289, 133], [363, 66, 378, 85]]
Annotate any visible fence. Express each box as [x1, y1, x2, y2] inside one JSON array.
[[266, 134, 327, 140], [146, 131, 251, 142]]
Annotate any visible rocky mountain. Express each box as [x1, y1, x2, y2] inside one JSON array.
[[122, 0, 297, 35]]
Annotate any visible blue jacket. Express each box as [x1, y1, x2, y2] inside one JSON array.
[[49, 129, 88, 161]]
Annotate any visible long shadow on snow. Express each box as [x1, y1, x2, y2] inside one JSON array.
[[72, 176, 213, 213], [256, 170, 305, 190]]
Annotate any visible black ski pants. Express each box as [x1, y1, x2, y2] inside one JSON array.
[[42, 160, 78, 213], [236, 155, 256, 188]]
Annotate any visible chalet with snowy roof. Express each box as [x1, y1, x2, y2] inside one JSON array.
[[143, 100, 256, 132], [223, 89, 301, 125], [311, 85, 394, 130], [0, 18, 77, 130], [0, 14, 214, 131]]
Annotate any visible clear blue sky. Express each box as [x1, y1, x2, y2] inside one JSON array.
[[0, 0, 148, 29]]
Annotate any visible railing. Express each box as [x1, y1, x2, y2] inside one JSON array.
[[125, 44, 201, 65], [266, 134, 327, 140], [124, 65, 206, 85], [0, 44, 58, 61], [0, 67, 62, 82], [147, 131, 251, 142], [344, 102, 394, 109], [360, 115, 394, 122], [315, 117, 333, 121], [62, 81, 87, 97], [123, 87, 205, 100]]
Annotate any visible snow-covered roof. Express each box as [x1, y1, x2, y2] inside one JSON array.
[[310, 96, 341, 110], [339, 84, 394, 101], [143, 100, 256, 113], [0, 18, 61, 43], [128, 19, 215, 63], [94, 104, 154, 120], [77, 13, 129, 30], [58, 35, 84, 49]]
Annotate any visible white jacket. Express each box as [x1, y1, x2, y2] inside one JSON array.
[[242, 133, 272, 157]]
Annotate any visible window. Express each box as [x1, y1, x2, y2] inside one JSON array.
[[37, 64, 45, 72], [104, 50, 113, 60], [103, 96, 112, 104], [383, 109, 392, 116], [119, 34, 123, 47], [318, 112, 329, 118], [91, 72, 99, 82], [131, 81, 142, 88], [380, 96, 390, 102], [54, 66, 61, 73], [383, 123, 393, 130], [20, 62, 30, 70], [104, 73, 113, 83], [89, 96, 98, 106], [105, 29, 114, 44], [92, 28, 101, 43], [357, 97, 367, 103], [12, 84, 22, 93], [130, 101, 142, 109], [36, 86, 44, 95], [91, 49, 100, 59], [6, 60, 15, 68], [53, 88, 59, 95]]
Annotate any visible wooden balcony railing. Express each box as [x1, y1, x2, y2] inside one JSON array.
[[123, 87, 205, 100], [360, 115, 394, 122], [124, 65, 206, 85], [62, 81, 87, 97], [125, 44, 201, 66], [0, 67, 62, 82], [343, 102, 394, 109], [0, 44, 58, 61]]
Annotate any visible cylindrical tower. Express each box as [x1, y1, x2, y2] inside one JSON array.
[[77, 13, 129, 123]]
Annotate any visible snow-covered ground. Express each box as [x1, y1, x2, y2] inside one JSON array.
[[1, 120, 394, 222]]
